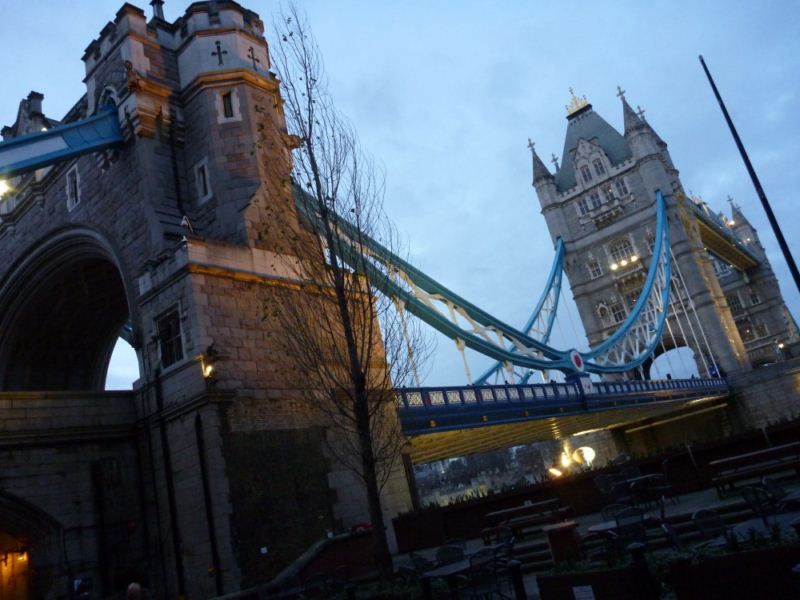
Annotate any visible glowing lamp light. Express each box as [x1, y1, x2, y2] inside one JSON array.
[[778, 342, 785, 349], [630, 255, 638, 262], [0, 180, 10, 196], [729, 220, 736, 226], [620, 259, 628, 267], [548, 467, 563, 477], [41, 127, 48, 132], [203, 363, 215, 378], [560, 452, 571, 468], [572, 446, 597, 465], [610, 263, 619, 271]]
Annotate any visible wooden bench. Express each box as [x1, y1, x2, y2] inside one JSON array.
[[709, 441, 800, 497], [481, 498, 571, 542]]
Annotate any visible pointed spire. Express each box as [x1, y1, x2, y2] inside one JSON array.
[[727, 195, 748, 226], [620, 88, 645, 134], [528, 138, 553, 182]]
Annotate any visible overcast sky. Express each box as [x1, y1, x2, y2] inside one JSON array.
[[2, 1, 798, 388]]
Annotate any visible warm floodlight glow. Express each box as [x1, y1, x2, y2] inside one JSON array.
[[778, 342, 785, 349], [572, 446, 597, 465], [0, 180, 10, 196], [41, 127, 48, 132], [610, 263, 619, 271], [560, 452, 571, 468], [203, 363, 215, 378], [620, 259, 628, 267], [548, 467, 563, 477], [729, 220, 736, 226], [630, 255, 638, 262]]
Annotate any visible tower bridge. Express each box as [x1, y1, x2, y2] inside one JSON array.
[[0, 1, 798, 598]]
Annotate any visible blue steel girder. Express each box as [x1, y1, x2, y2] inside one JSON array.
[[474, 237, 565, 385], [294, 188, 671, 375], [0, 106, 123, 179], [397, 377, 729, 436]]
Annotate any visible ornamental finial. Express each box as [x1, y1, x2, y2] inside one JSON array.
[[566, 88, 589, 116]]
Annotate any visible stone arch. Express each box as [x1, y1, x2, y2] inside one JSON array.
[[0, 227, 140, 391], [0, 489, 63, 600]]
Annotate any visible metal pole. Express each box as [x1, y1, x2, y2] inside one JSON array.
[[699, 55, 800, 296]]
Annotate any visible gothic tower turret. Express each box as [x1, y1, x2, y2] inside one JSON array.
[[531, 89, 755, 378]]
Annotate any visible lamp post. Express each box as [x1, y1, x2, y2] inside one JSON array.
[[699, 55, 800, 297]]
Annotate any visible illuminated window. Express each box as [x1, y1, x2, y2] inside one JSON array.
[[157, 309, 184, 367], [736, 318, 754, 342], [580, 164, 593, 184], [609, 237, 635, 262], [592, 159, 606, 176]]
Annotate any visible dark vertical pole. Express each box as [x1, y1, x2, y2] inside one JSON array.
[[195, 413, 223, 596], [699, 55, 800, 296]]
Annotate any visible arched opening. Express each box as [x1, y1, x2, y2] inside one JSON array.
[[0, 231, 140, 391], [649, 346, 699, 380], [105, 338, 139, 390], [0, 491, 62, 600]]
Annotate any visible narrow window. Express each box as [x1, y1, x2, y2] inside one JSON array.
[[66, 166, 80, 210], [589, 192, 602, 210], [198, 165, 209, 197], [749, 290, 761, 306], [580, 164, 593, 184], [611, 302, 626, 323], [592, 158, 606, 176], [194, 158, 213, 203], [587, 259, 603, 280], [157, 309, 184, 367], [736, 318, 754, 342], [222, 92, 234, 119], [577, 197, 591, 216], [609, 237, 635, 262], [727, 293, 744, 314], [615, 178, 629, 196]]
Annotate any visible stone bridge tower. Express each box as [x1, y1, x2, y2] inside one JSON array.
[[0, 2, 410, 598], [529, 90, 797, 379]]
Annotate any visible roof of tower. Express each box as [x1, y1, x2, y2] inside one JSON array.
[[554, 103, 632, 192]]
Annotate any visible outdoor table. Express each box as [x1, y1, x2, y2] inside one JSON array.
[[421, 546, 498, 600], [625, 473, 661, 486], [705, 510, 800, 549], [585, 513, 660, 536], [542, 520, 580, 563], [484, 497, 559, 525]]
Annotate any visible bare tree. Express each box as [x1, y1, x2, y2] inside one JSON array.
[[259, 6, 432, 577]]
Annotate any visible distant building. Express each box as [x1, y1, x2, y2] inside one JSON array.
[[530, 90, 798, 377]]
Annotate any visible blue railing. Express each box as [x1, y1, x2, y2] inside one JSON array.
[[396, 377, 729, 435]]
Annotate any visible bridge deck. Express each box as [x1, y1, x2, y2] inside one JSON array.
[[397, 378, 729, 463]]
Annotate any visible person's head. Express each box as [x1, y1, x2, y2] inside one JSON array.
[[126, 583, 143, 600]]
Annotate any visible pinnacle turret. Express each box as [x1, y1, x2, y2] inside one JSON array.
[[528, 139, 553, 183]]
